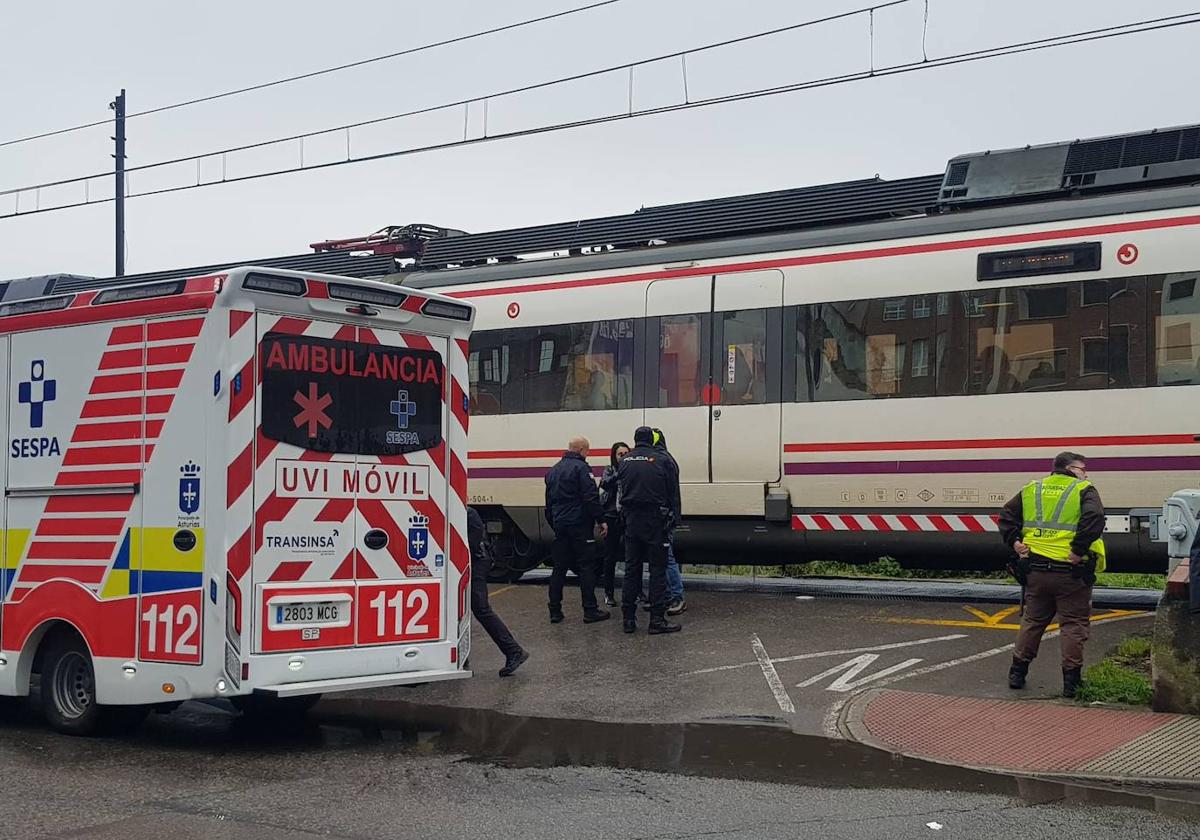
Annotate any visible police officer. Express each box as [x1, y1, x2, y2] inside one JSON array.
[[999, 451, 1106, 698], [618, 426, 682, 635], [467, 507, 529, 677], [544, 436, 610, 624]]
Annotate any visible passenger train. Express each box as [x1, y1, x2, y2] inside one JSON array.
[[26, 124, 1196, 578], [393, 123, 1200, 576]]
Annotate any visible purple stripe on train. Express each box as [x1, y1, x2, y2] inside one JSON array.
[[783, 456, 1200, 476], [469, 466, 606, 479]]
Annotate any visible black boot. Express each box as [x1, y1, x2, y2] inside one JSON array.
[[648, 619, 682, 635], [1062, 667, 1083, 699], [583, 608, 611, 623], [623, 619, 637, 634], [499, 649, 529, 677], [548, 608, 564, 624], [1008, 657, 1029, 690]]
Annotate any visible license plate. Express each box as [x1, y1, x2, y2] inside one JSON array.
[[274, 601, 345, 625]]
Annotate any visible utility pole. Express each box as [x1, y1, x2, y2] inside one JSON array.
[[110, 89, 126, 276]]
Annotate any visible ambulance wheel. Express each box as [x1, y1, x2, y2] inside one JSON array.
[[41, 635, 103, 736]]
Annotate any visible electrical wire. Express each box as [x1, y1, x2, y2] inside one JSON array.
[[2, 9, 1197, 220], [1, 0, 921, 193], [0, 0, 628, 149]]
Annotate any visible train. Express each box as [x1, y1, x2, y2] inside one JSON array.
[[389, 123, 1200, 577], [21, 122, 1198, 578]]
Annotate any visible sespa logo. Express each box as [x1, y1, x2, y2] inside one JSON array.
[[12, 360, 61, 458]]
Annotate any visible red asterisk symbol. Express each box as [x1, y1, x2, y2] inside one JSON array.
[[293, 381, 333, 438]]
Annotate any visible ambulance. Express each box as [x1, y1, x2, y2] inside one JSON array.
[[0, 267, 475, 734]]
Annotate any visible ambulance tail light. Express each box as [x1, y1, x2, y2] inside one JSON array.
[[328, 283, 406, 308], [243, 272, 306, 297], [420, 299, 472, 321], [450, 647, 458, 664]]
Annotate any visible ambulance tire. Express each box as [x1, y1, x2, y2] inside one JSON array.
[[40, 634, 104, 736]]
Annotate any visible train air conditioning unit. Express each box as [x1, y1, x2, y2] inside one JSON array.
[[937, 124, 1200, 207]]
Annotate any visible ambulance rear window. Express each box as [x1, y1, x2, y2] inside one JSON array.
[[260, 332, 444, 455]]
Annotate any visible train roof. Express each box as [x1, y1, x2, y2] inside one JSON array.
[[9, 122, 1200, 291]]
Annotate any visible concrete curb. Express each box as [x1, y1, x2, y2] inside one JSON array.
[[517, 568, 1161, 609], [838, 688, 1200, 794]]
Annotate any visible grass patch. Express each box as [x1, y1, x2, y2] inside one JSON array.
[[681, 559, 1164, 590], [1076, 633, 1154, 706]]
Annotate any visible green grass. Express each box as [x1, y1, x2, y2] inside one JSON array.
[[681, 559, 1165, 590], [1075, 633, 1154, 706]]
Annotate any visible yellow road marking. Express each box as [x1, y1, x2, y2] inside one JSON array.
[[883, 607, 1147, 632], [489, 584, 517, 598]]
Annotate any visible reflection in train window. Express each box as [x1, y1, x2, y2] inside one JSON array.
[[720, 310, 767, 405], [1152, 273, 1200, 385], [525, 321, 635, 412], [660, 315, 704, 407]]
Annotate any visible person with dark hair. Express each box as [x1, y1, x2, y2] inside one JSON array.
[[617, 426, 681, 635], [998, 451, 1106, 698], [466, 507, 528, 677], [651, 428, 686, 615], [598, 441, 630, 607], [544, 436, 610, 624]]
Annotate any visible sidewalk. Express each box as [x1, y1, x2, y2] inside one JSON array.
[[843, 689, 1200, 788]]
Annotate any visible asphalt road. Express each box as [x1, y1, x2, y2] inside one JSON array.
[[380, 584, 1155, 737], [1, 700, 1195, 840]]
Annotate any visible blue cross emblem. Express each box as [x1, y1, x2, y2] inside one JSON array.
[[17, 360, 55, 429], [390, 390, 417, 429]]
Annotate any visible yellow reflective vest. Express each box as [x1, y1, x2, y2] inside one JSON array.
[[1020, 473, 1106, 572]]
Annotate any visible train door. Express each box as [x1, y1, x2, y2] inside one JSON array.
[[709, 270, 784, 495], [643, 270, 783, 515]]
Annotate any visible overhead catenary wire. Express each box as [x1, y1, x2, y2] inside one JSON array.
[[0, 0, 927, 193], [0, 0, 628, 149], [1, 9, 1197, 220]]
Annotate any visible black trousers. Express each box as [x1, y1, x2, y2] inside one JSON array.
[[471, 560, 521, 657], [602, 515, 624, 596], [622, 512, 668, 621], [549, 524, 599, 613]]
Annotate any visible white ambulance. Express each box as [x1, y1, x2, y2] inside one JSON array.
[[0, 267, 475, 734]]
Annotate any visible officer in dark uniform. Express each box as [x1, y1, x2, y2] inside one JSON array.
[[617, 426, 682, 635], [467, 507, 528, 677], [544, 436, 610, 624]]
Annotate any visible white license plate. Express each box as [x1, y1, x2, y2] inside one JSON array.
[[274, 601, 345, 625]]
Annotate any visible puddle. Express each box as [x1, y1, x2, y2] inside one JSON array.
[[314, 697, 1200, 819]]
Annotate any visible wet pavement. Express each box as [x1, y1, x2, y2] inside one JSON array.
[[1, 695, 1196, 838], [354, 583, 1154, 738]]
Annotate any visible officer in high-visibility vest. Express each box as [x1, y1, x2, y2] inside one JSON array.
[[998, 451, 1106, 698]]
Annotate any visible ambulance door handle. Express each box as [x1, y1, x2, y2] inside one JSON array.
[[363, 529, 388, 551]]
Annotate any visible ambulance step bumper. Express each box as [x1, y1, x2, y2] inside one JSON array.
[[254, 667, 470, 698]]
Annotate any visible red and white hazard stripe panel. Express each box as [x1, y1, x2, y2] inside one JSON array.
[[791, 513, 1000, 533]]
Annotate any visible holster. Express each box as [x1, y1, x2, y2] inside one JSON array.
[[1006, 555, 1030, 587], [1071, 553, 1098, 586]]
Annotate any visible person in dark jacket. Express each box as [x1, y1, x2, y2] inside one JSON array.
[[467, 507, 528, 677], [598, 441, 630, 607], [998, 451, 1105, 698], [652, 428, 686, 615], [618, 426, 682, 635], [544, 436, 610, 624]]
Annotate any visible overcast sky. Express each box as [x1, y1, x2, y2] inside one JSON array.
[[1, 0, 1198, 279]]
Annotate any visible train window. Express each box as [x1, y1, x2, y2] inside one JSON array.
[[1081, 280, 1108, 307], [1150, 273, 1200, 386], [968, 283, 1098, 393], [660, 315, 705, 407], [719, 310, 768, 405], [468, 330, 525, 415], [522, 320, 636, 412], [912, 296, 932, 319], [1081, 337, 1108, 376]]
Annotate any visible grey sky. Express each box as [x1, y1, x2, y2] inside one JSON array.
[[1, 0, 1198, 279]]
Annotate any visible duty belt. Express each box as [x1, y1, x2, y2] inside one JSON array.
[[1028, 555, 1073, 573]]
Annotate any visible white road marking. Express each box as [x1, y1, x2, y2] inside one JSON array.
[[751, 634, 795, 715], [688, 633, 967, 675], [796, 653, 925, 692], [818, 611, 1153, 737]]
